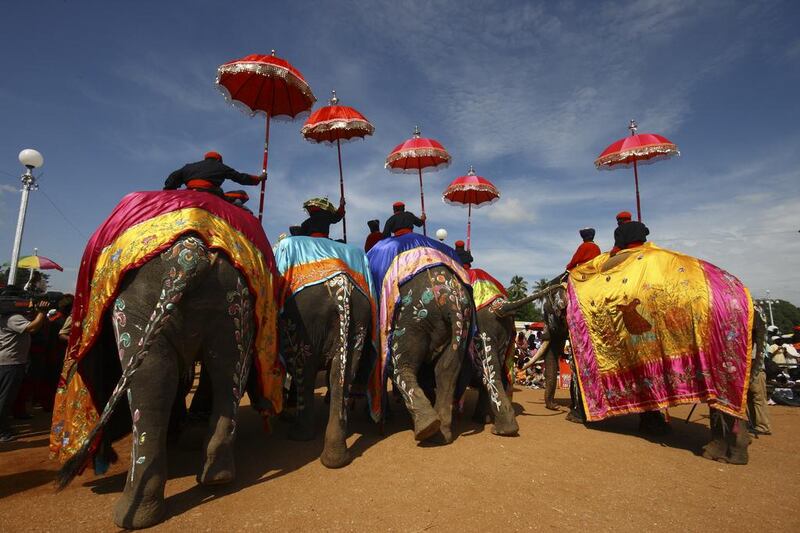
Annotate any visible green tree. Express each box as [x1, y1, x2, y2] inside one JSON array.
[[758, 299, 800, 333], [507, 275, 528, 301], [505, 275, 542, 322]]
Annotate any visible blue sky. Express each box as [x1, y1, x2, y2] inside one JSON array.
[[1, 0, 799, 303]]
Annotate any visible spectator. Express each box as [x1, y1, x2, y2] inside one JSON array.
[[1, 300, 48, 442]]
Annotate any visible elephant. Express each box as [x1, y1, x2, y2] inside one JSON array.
[[538, 280, 765, 465], [385, 265, 478, 443], [468, 297, 526, 436], [56, 234, 267, 529], [280, 273, 372, 468]]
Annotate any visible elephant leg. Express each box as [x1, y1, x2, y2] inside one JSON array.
[[543, 350, 559, 410], [704, 408, 750, 464], [287, 324, 318, 442], [432, 348, 463, 443], [726, 414, 751, 465], [475, 334, 519, 436], [393, 342, 440, 442], [472, 385, 492, 425], [112, 309, 178, 529], [198, 275, 253, 485], [321, 276, 354, 468]]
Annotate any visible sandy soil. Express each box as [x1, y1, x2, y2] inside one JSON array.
[[1, 387, 797, 532]]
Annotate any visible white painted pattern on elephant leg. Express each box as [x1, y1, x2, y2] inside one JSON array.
[[328, 275, 352, 422], [478, 332, 502, 410], [227, 275, 254, 436]]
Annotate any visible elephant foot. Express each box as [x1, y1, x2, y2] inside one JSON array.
[[198, 453, 235, 486], [113, 493, 166, 530], [545, 403, 561, 411], [491, 416, 519, 437], [701, 438, 727, 462], [413, 415, 441, 442], [565, 410, 586, 424], [288, 424, 315, 442], [320, 444, 351, 469]]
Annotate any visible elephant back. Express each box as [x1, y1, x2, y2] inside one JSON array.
[[274, 236, 376, 307]]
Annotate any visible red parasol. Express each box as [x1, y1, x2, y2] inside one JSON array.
[[301, 90, 374, 242], [385, 126, 451, 236], [595, 120, 679, 221], [442, 166, 500, 250], [216, 50, 316, 221]]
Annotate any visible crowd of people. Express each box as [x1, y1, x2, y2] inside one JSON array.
[[0, 291, 73, 442]]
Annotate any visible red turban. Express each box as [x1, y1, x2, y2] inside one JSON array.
[[455, 240, 465, 248], [204, 151, 222, 161], [616, 211, 632, 221], [392, 201, 405, 208]]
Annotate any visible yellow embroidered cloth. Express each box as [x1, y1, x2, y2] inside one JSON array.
[[567, 243, 753, 421]]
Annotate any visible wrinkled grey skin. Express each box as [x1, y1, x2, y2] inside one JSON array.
[[542, 282, 763, 464], [470, 304, 520, 436], [58, 235, 260, 530], [280, 274, 372, 468], [388, 266, 475, 443]]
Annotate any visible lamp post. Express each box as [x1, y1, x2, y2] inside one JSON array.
[[765, 289, 775, 328], [7, 149, 43, 287]]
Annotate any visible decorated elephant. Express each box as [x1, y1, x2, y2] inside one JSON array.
[[539, 243, 763, 464], [51, 191, 282, 529], [464, 268, 523, 435], [274, 236, 376, 468], [368, 234, 520, 442]]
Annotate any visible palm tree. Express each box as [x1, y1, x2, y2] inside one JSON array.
[[534, 278, 549, 292], [507, 275, 528, 301]]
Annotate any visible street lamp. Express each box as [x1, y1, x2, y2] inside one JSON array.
[[436, 228, 448, 242], [765, 289, 775, 328], [7, 149, 43, 287]]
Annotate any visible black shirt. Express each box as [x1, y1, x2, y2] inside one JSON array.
[[300, 208, 344, 236], [382, 211, 424, 237], [614, 221, 650, 249], [164, 159, 259, 191], [456, 248, 473, 266]]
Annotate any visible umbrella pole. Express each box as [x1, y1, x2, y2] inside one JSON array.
[[258, 113, 272, 222], [467, 203, 472, 250], [418, 167, 427, 236], [633, 159, 642, 222], [337, 138, 347, 243]]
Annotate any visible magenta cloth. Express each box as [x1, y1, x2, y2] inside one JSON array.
[[69, 190, 275, 350]]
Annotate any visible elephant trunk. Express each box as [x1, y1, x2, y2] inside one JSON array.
[[521, 340, 550, 371], [495, 285, 563, 318]]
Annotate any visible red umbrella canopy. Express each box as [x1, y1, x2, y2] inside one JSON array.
[[595, 121, 679, 169], [385, 126, 451, 173], [301, 91, 374, 143], [216, 50, 316, 118], [442, 166, 500, 207]]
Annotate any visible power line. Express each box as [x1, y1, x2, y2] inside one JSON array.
[[37, 187, 87, 238]]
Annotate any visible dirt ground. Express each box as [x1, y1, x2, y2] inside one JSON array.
[[1, 387, 798, 532]]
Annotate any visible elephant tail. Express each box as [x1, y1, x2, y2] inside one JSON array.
[[57, 235, 212, 490]]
